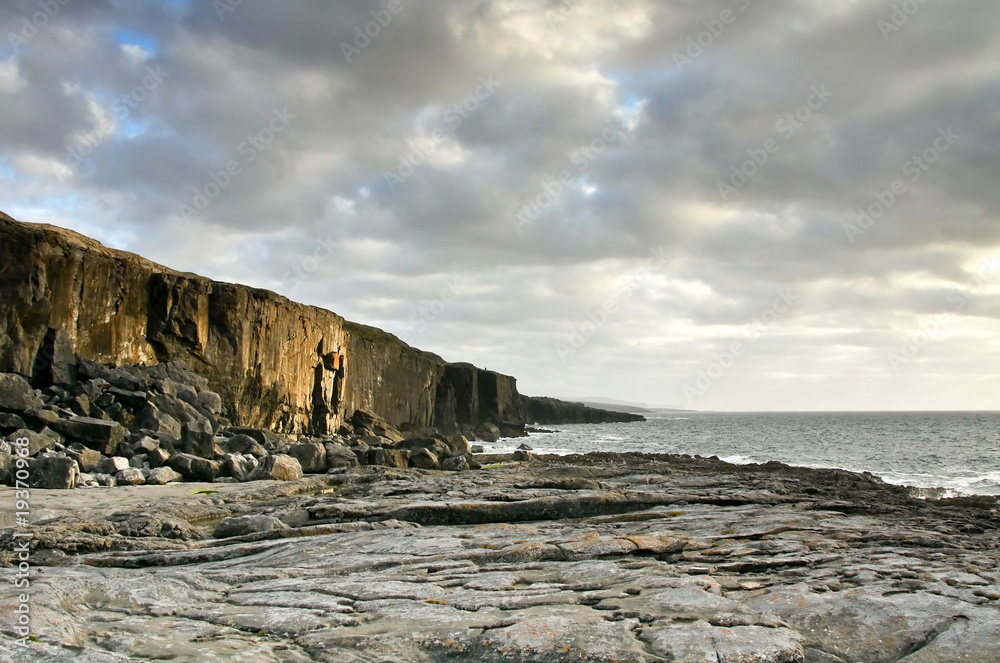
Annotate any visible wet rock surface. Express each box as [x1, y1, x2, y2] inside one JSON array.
[[1, 453, 998, 661]]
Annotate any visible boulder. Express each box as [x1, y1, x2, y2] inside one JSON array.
[[93, 473, 115, 487], [107, 386, 147, 409], [131, 436, 160, 455], [197, 390, 223, 416], [325, 444, 360, 469], [247, 454, 303, 481], [56, 416, 127, 455], [31, 454, 80, 489], [97, 456, 130, 475], [351, 409, 405, 443], [33, 327, 77, 386], [115, 467, 146, 486], [21, 408, 59, 428], [65, 445, 103, 473], [67, 394, 91, 417], [182, 418, 215, 458], [0, 450, 11, 485], [147, 447, 171, 468], [9, 427, 62, 456], [0, 412, 26, 433], [441, 454, 471, 472], [398, 437, 451, 460], [218, 433, 267, 459], [446, 434, 472, 454], [0, 374, 44, 412], [222, 452, 258, 482], [168, 453, 223, 482], [471, 444, 485, 454], [136, 405, 183, 439], [288, 442, 327, 473], [409, 448, 440, 470], [146, 466, 182, 485], [474, 422, 502, 443], [366, 448, 408, 468], [213, 515, 287, 539]]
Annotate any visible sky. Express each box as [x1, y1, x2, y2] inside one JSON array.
[[1, 0, 999, 411]]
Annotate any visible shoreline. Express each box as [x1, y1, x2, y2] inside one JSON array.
[[2, 452, 998, 660]]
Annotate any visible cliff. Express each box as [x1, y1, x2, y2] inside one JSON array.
[[520, 395, 646, 424], [0, 213, 521, 434]]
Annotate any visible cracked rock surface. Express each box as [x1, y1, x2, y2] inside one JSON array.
[[2, 453, 999, 662]]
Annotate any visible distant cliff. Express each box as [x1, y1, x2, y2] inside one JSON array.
[[0, 213, 522, 435], [520, 396, 646, 424]]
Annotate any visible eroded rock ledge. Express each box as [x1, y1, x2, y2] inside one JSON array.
[[2, 454, 998, 662]]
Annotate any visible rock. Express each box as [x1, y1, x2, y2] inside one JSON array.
[[474, 422, 502, 443], [247, 454, 303, 481], [21, 407, 59, 428], [397, 437, 451, 460], [213, 515, 288, 539], [147, 447, 171, 468], [520, 395, 646, 424], [55, 416, 127, 455], [0, 412, 26, 433], [409, 448, 440, 470], [131, 436, 160, 455], [92, 473, 115, 486], [441, 454, 471, 472], [325, 444, 360, 469], [146, 466, 182, 485], [182, 418, 216, 458], [513, 449, 532, 462], [366, 448, 408, 468], [471, 444, 485, 453], [218, 433, 267, 459], [31, 453, 80, 489], [136, 404, 183, 439], [0, 373, 44, 412], [288, 441, 327, 473], [98, 456, 130, 475], [129, 455, 147, 468], [107, 386, 147, 409], [68, 394, 91, 417], [0, 450, 11, 484], [446, 434, 472, 454], [197, 390, 222, 416], [517, 443, 533, 451], [168, 453, 223, 482], [222, 452, 258, 482], [351, 409, 405, 443], [65, 445, 103, 473], [32, 327, 77, 386], [9, 427, 62, 456], [115, 467, 146, 485]]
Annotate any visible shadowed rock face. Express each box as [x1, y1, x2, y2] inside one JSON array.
[[521, 395, 647, 424], [0, 212, 522, 434]]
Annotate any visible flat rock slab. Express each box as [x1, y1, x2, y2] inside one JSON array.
[[0, 455, 998, 662]]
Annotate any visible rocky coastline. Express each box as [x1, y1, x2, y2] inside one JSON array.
[[1, 450, 998, 661], [1, 214, 998, 661]]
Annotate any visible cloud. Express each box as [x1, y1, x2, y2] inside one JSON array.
[[2, 0, 999, 410]]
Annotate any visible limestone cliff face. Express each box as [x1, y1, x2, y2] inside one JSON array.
[[0, 213, 522, 433]]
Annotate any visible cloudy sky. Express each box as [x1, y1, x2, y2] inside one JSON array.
[[2, 0, 999, 411]]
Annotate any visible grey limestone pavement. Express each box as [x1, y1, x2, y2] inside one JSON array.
[[1, 453, 999, 662]]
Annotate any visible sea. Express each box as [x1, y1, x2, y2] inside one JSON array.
[[485, 411, 1000, 497]]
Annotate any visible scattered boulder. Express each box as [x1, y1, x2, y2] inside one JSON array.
[[288, 441, 327, 473], [409, 448, 440, 470], [0, 373, 44, 412], [182, 418, 215, 458], [137, 405, 182, 439], [518, 443, 533, 451], [146, 466, 182, 485], [31, 454, 80, 489], [247, 454, 303, 481], [325, 444, 360, 469], [9, 427, 62, 456], [441, 454, 471, 472], [65, 445, 103, 473], [222, 453, 258, 482], [168, 453, 223, 482], [98, 456, 130, 475], [367, 448, 408, 468], [55, 416, 126, 455], [218, 433, 267, 459], [115, 467, 146, 486], [446, 434, 472, 454], [0, 412, 27, 433], [351, 409, 405, 443], [147, 447, 171, 468], [474, 422, 502, 443], [213, 515, 287, 539]]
